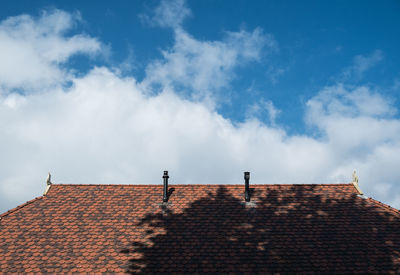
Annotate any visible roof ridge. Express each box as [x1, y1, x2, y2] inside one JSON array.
[[0, 196, 44, 219], [367, 197, 400, 215], [51, 183, 353, 186]]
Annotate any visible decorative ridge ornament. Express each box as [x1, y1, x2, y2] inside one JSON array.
[[352, 170, 363, 195], [43, 172, 52, 195]]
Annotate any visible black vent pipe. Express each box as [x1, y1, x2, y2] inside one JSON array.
[[163, 171, 169, 202], [244, 171, 250, 202]]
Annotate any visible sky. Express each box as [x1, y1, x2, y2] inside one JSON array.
[[1, 0, 400, 213]]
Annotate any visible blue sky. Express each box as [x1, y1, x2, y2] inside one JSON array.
[[1, 0, 400, 213]]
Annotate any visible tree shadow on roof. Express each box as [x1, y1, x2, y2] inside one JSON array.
[[121, 185, 400, 273]]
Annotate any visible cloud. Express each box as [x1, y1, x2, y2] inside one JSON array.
[[341, 50, 383, 81], [246, 99, 281, 126], [140, 0, 191, 29], [142, 28, 277, 101], [306, 84, 396, 123], [306, 85, 400, 156], [0, 9, 102, 93], [140, 0, 277, 102]]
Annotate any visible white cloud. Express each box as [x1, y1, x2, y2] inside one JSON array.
[[140, 0, 191, 29], [341, 50, 383, 80], [246, 99, 280, 125], [306, 84, 396, 122], [140, 0, 277, 102], [143, 28, 276, 101], [0, 9, 102, 92]]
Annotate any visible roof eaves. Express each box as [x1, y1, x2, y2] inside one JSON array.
[[0, 196, 45, 220], [366, 197, 400, 216]]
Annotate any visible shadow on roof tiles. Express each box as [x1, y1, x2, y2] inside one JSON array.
[[121, 185, 400, 274]]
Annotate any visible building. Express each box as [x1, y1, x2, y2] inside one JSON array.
[[0, 173, 399, 273]]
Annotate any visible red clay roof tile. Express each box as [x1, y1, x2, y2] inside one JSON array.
[[0, 183, 399, 273]]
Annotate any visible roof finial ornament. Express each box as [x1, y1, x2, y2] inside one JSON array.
[[352, 170, 363, 195], [43, 172, 52, 195], [46, 173, 52, 185], [352, 170, 358, 185]]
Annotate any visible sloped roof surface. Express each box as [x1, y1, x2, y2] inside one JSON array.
[[0, 183, 399, 273]]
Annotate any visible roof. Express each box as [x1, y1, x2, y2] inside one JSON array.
[[0, 183, 399, 273]]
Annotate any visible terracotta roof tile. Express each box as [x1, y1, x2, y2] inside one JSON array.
[[0, 183, 399, 273]]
